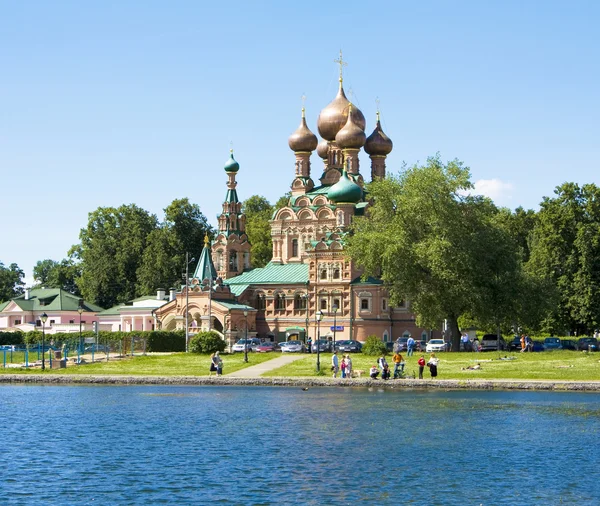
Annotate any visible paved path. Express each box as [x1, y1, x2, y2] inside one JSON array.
[[227, 353, 307, 378]]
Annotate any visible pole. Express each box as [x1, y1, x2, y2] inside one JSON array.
[[244, 313, 248, 363], [333, 307, 338, 351], [41, 321, 46, 371], [316, 314, 321, 372], [185, 252, 190, 353], [305, 292, 309, 347]]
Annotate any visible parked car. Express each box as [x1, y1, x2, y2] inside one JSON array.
[[531, 341, 545, 352], [255, 341, 278, 353], [394, 338, 409, 352], [336, 340, 362, 353], [232, 338, 261, 353], [508, 336, 522, 351], [426, 339, 447, 353], [561, 339, 577, 351], [281, 340, 305, 353], [577, 337, 599, 351], [312, 339, 332, 352], [480, 334, 506, 351], [543, 337, 562, 350]]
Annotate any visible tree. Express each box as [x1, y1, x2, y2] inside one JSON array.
[[136, 198, 214, 295], [72, 204, 158, 309], [0, 262, 25, 302], [33, 258, 81, 294], [346, 155, 526, 350], [243, 195, 274, 268], [528, 183, 600, 334]]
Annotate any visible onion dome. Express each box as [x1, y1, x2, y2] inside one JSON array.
[[288, 108, 318, 152], [335, 104, 366, 150], [224, 150, 239, 173], [364, 112, 393, 156], [317, 83, 366, 141], [317, 138, 329, 159], [328, 168, 363, 204]]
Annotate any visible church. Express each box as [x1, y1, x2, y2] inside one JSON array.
[[154, 60, 428, 348]]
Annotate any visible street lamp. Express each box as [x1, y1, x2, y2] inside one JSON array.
[[41, 312, 48, 371], [184, 252, 195, 353], [332, 304, 338, 352], [243, 309, 249, 363], [77, 306, 84, 354], [316, 310, 323, 372]]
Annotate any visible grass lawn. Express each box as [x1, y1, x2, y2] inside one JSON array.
[[1, 351, 276, 376], [262, 350, 600, 381]]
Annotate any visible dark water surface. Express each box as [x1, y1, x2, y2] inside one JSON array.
[[1, 385, 599, 505]]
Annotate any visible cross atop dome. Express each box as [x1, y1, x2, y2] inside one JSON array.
[[334, 49, 347, 83]]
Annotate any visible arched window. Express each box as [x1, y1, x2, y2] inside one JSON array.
[[292, 239, 298, 257], [333, 268, 340, 279], [229, 251, 237, 271], [275, 293, 286, 311], [216, 250, 224, 271], [256, 293, 266, 310], [403, 331, 411, 338], [294, 294, 307, 310], [320, 268, 327, 280]]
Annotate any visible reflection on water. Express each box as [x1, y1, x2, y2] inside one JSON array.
[[1, 386, 599, 505]]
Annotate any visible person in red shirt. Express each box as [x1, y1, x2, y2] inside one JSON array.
[[417, 355, 426, 379]]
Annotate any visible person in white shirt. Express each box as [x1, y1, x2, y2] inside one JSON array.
[[331, 351, 339, 378]]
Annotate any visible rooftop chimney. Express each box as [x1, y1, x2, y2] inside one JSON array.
[[24, 288, 30, 300], [157, 288, 166, 301], [169, 288, 177, 301]]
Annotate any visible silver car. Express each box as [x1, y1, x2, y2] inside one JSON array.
[[281, 340, 305, 353]]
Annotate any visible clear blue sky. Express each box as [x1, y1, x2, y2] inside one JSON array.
[[1, 0, 599, 285]]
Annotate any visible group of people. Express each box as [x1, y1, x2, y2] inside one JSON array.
[[366, 352, 439, 380], [331, 351, 353, 378], [209, 351, 223, 376], [520, 334, 534, 352]]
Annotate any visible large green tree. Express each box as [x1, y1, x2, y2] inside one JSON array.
[[33, 258, 81, 294], [136, 198, 213, 294], [242, 195, 274, 268], [347, 155, 527, 349], [528, 182, 600, 334], [0, 262, 25, 302], [72, 204, 158, 308]]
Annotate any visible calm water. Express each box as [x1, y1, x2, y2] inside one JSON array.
[[1, 385, 599, 505]]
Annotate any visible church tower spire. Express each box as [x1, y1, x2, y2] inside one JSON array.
[[212, 150, 251, 279], [288, 105, 318, 195]]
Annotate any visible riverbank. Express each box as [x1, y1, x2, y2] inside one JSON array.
[[2, 373, 600, 391]]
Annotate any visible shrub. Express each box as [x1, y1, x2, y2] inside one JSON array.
[[189, 331, 225, 354], [0, 331, 24, 346], [362, 335, 388, 356]]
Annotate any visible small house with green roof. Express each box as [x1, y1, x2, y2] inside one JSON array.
[[0, 288, 104, 334]]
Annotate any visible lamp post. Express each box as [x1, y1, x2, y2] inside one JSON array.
[[184, 252, 195, 353], [77, 306, 84, 354], [41, 312, 48, 371], [243, 309, 249, 363], [316, 310, 323, 372], [332, 304, 338, 352]]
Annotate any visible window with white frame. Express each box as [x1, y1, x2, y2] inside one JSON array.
[[320, 299, 327, 311], [275, 293, 286, 311], [320, 268, 327, 280]]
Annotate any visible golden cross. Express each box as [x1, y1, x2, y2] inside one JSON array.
[[301, 94, 306, 117], [376, 97, 380, 121], [334, 49, 347, 83]]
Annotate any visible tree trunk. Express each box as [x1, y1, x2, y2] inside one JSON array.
[[448, 315, 461, 352]]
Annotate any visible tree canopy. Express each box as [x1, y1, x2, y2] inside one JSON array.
[[33, 258, 80, 294], [243, 195, 274, 268], [0, 262, 25, 303], [346, 155, 532, 348]]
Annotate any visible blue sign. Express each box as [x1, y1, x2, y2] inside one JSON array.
[[330, 326, 344, 331]]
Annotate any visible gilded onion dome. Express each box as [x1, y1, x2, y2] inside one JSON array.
[[317, 138, 329, 159], [364, 112, 393, 156], [288, 108, 318, 152], [335, 104, 366, 150], [224, 150, 240, 173], [327, 168, 363, 204], [317, 83, 366, 141]]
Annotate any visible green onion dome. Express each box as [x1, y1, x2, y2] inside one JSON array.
[[335, 103, 366, 150], [317, 83, 366, 141], [317, 138, 329, 159], [288, 108, 318, 152], [224, 150, 239, 173], [327, 168, 363, 204], [364, 113, 393, 156]]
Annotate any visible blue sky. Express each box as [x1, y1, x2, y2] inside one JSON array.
[[1, 0, 599, 285]]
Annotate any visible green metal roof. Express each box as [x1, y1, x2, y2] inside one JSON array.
[[213, 300, 256, 311], [351, 275, 383, 285], [0, 288, 104, 312], [96, 304, 122, 316], [224, 262, 309, 296], [193, 241, 217, 281]]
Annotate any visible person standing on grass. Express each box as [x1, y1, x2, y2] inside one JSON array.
[[407, 336, 415, 356], [215, 351, 223, 376], [427, 353, 439, 378], [392, 352, 405, 378], [418, 355, 426, 379], [209, 352, 218, 376], [331, 350, 339, 378], [344, 355, 352, 378], [341, 356, 347, 378]]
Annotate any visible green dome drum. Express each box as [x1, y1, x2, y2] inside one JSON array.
[[224, 150, 240, 173], [327, 169, 362, 204]]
